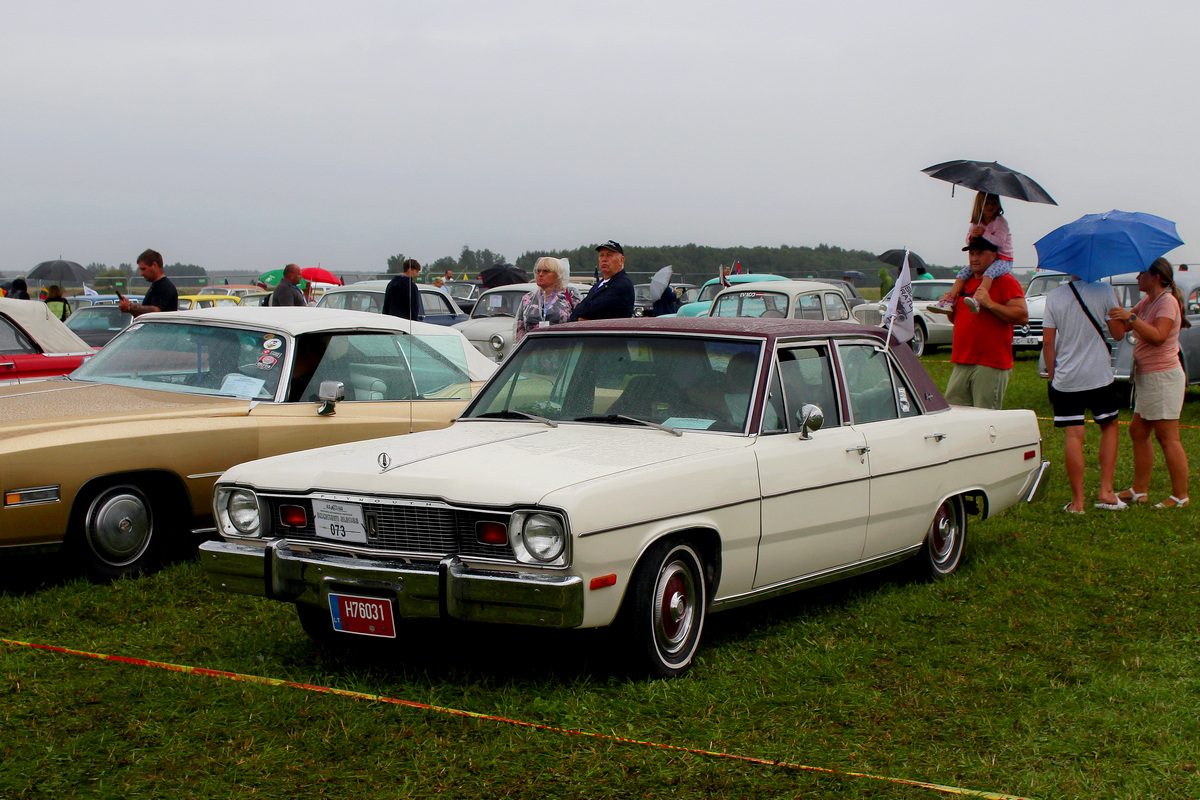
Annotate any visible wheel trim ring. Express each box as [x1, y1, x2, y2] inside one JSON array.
[[86, 489, 153, 567], [930, 503, 958, 565], [654, 561, 695, 656]]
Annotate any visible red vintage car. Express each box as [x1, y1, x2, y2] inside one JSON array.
[[0, 297, 94, 385]]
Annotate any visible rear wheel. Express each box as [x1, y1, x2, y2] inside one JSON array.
[[74, 483, 166, 582], [920, 496, 966, 579], [626, 539, 708, 678]]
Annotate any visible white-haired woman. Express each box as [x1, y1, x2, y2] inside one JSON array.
[[515, 257, 580, 342]]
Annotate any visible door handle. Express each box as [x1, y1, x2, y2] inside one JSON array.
[[0, 362, 15, 370], [845, 445, 869, 463], [924, 433, 947, 442]]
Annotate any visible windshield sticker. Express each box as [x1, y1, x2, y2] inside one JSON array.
[[220, 374, 267, 398], [897, 387, 911, 413], [263, 338, 282, 351], [489, 295, 504, 308], [257, 354, 278, 369]]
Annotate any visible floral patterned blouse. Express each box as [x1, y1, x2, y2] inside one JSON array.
[[515, 287, 583, 342]]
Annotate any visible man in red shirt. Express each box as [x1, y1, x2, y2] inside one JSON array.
[[945, 236, 1029, 409]]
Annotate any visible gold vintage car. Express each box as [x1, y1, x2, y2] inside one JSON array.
[[0, 307, 496, 580]]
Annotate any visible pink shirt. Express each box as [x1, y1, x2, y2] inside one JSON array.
[[966, 215, 1013, 261], [1132, 291, 1182, 374]]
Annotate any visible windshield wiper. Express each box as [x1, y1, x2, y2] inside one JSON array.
[[476, 409, 558, 427], [573, 414, 682, 437]]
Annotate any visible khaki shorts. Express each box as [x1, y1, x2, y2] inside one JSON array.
[[1134, 366, 1185, 420], [944, 363, 1011, 410]]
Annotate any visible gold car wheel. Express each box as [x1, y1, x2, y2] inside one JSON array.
[[84, 485, 155, 571]]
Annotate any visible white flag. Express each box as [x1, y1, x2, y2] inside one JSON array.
[[881, 250, 914, 343], [82, 284, 99, 297]]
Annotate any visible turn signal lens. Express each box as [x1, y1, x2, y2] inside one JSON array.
[[280, 505, 307, 527], [476, 521, 508, 545]]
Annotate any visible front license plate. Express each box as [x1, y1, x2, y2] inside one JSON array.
[[1013, 336, 1040, 346], [328, 593, 396, 638], [312, 499, 368, 543]]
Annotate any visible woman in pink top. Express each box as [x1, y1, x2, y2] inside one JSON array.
[[1109, 258, 1191, 508]]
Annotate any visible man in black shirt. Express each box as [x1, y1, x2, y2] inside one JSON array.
[[569, 240, 635, 321], [271, 264, 308, 306], [382, 258, 424, 320], [119, 248, 178, 316]]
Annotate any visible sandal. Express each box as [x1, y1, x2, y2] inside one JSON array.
[[1116, 488, 1148, 504], [1062, 503, 1085, 514], [1094, 498, 1129, 511], [1153, 496, 1190, 509]]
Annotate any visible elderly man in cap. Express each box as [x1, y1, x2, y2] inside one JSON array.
[[943, 235, 1028, 409], [568, 240, 635, 321]]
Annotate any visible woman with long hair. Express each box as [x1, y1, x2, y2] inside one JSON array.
[[1110, 258, 1191, 508]]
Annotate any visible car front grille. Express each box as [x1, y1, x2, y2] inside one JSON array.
[[265, 496, 514, 560]]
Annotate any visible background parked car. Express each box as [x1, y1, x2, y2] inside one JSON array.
[[0, 307, 496, 581], [0, 297, 94, 384], [852, 279, 956, 356], [633, 282, 698, 317], [198, 285, 263, 297], [810, 278, 867, 309], [66, 294, 122, 311], [452, 282, 590, 361], [201, 316, 1047, 677], [64, 304, 134, 347], [672, 274, 788, 317], [445, 279, 485, 314], [178, 294, 242, 310], [317, 280, 468, 326], [708, 280, 853, 322]]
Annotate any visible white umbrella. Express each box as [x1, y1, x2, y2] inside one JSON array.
[[558, 257, 571, 286], [649, 265, 673, 301]]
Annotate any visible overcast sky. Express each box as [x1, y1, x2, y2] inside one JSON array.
[[2, 0, 1196, 276]]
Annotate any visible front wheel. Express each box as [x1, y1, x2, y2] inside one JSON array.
[[626, 540, 708, 678], [909, 320, 927, 357], [920, 496, 966, 579], [74, 484, 165, 581]]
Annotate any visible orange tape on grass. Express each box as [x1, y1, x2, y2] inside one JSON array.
[[2, 638, 1034, 800]]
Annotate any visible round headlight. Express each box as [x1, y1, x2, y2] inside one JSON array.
[[521, 513, 565, 562], [228, 489, 261, 535], [489, 333, 505, 351]]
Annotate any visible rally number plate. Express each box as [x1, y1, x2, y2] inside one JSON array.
[[328, 593, 396, 638], [312, 499, 368, 543]]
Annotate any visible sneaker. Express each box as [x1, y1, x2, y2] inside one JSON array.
[[964, 296, 980, 314], [927, 299, 953, 315]]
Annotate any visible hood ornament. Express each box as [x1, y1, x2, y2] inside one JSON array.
[[377, 452, 391, 471]]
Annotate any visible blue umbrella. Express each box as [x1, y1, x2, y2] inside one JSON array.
[[1034, 210, 1184, 282]]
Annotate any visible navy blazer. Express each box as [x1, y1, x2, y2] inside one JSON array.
[[569, 269, 635, 321]]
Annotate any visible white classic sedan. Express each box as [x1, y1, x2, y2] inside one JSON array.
[[200, 317, 1048, 677], [852, 279, 956, 356]]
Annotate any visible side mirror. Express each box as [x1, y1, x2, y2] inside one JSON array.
[[797, 403, 823, 439], [317, 380, 345, 416]]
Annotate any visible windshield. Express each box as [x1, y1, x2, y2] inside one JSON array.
[[446, 283, 476, 300], [1025, 273, 1073, 298], [471, 290, 524, 319], [696, 283, 724, 303], [72, 321, 289, 400], [465, 334, 762, 432], [65, 306, 131, 334]]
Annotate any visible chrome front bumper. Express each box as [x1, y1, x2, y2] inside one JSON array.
[[198, 540, 585, 628]]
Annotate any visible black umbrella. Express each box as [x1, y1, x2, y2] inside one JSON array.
[[877, 249, 928, 273], [921, 160, 1056, 205], [479, 263, 528, 288], [28, 259, 92, 283]]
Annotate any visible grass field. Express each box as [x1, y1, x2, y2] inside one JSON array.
[[2, 349, 1198, 800]]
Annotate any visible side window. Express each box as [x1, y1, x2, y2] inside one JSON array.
[[0, 317, 37, 356], [773, 346, 839, 432], [824, 293, 850, 321], [423, 293, 452, 315], [762, 370, 788, 433], [839, 344, 912, 424], [792, 294, 824, 320], [1187, 288, 1200, 316]]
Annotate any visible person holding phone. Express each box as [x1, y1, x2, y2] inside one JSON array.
[[119, 249, 178, 316]]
